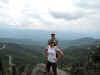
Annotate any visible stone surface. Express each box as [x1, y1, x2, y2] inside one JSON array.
[[32, 64, 69, 75]]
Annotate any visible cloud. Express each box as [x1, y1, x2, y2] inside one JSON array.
[[0, 0, 100, 34], [50, 10, 86, 21], [76, 0, 100, 10], [0, 0, 9, 27]]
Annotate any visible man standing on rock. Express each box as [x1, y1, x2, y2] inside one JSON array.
[[45, 32, 64, 75]]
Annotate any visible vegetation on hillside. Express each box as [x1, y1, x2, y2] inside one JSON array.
[[0, 37, 100, 75]]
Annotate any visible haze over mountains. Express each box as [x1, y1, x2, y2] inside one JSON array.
[[0, 36, 100, 49], [0, 28, 100, 50], [0, 28, 100, 42]]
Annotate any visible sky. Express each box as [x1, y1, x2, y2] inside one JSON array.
[[0, 0, 100, 34]]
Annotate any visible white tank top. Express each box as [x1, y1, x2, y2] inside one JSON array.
[[48, 46, 60, 63]]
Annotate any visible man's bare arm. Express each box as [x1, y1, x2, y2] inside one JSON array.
[[45, 48, 48, 57], [56, 49, 64, 62]]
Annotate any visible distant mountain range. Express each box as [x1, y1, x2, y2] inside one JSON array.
[[59, 37, 100, 48], [0, 28, 100, 42], [0, 37, 100, 49], [0, 37, 100, 65]]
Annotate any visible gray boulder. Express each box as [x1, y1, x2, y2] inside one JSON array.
[[32, 64, 69, 75]]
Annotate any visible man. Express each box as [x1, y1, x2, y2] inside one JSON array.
[[48, 32, 58, 47], [45, 42, 64, 75]]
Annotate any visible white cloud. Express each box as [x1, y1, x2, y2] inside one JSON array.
[[0, 0, 100, 33]]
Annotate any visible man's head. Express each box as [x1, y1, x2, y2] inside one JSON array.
[[51, 32, 55, 40], [50, 41, 55, 47]]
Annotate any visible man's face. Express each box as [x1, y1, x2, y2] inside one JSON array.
[[50, 43, 55, 47], [51, 34, 55, 40]]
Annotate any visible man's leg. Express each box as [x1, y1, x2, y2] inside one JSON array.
[[52, 63, 57, 75], [46, 61, 51, 73]]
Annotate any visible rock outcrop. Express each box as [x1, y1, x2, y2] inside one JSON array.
[[32, 64, 69, 75]]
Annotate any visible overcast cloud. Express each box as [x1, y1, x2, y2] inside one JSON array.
[[0, 0, 100, 33]]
